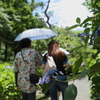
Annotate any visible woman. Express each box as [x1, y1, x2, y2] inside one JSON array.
[[14, 38, 42, 100], [42, 40, 70, 100]]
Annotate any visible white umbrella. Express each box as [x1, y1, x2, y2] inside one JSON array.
[[14, 28, 57, 41]]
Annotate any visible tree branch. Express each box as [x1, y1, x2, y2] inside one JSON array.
[[44, 0, 52, 29]]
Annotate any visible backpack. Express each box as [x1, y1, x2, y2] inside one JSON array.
[[42, 55, 56, 76]]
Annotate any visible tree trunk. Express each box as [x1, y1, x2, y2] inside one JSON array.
[[4, 42, 7, 61]]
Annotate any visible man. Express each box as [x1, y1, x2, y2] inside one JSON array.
[[14, 38, 41, 100]]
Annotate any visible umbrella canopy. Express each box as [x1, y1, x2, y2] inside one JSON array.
[[14, 28, 57, 41]]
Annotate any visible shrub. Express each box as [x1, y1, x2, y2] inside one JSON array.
[[0, 63, 21, 100]]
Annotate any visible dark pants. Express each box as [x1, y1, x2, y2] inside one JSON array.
[[49, 76, 68, 100], [22, 91, 36, 100]]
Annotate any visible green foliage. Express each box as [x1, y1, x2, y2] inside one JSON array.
[[64, 84, 77, 100], [0, 63, 21, 100], [77, 69, 90, 77], [94, 36, 100, 44], [84, 28, 90, 33], [30, 25, 100, 99], [89, 74, 100, 99], [81, 1, 100, 99], [67, 24, 80, 30], [32, 39, 50, 54], [0, 0, 47, 61], [90, 62, 100, 72], [76, 17, 81, 24], [81, 17, 93, 26], [0, 0, 47, 39], [0, 1, 12, 32], [0, 43, 14, 61], [1, 0, 100, 99], [72, 56, 82, 75]]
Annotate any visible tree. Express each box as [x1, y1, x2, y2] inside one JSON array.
[[66, 0, 100, 99], [0, 0, 47, 61], [0, 1, 12, 32]]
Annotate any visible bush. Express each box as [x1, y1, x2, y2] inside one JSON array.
[[0, 63, 21, 100], [90, 75, 100, 99]]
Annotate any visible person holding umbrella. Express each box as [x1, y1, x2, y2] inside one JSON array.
[[14, 38, 42, 100], [41, 40, 70, 100]]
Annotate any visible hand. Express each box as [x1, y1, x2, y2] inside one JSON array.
[[42, 64, 45, 69], [65, 63, 70, 69]]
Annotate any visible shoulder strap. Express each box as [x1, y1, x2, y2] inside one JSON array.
[[46, 53, 49, 57], [20, 50, 36, 74], [20, 51, 25, 62]]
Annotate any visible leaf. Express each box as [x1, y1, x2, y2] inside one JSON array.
[[77, 69, 90, 77], [64, 84, 77, 100], [81, 17, 93, 25], [67, 24, 80, 30], [76, 17, 81, 24], [90, 62, 100, 72], [96, 1, 100, 6], [84, 28, 90, 33], [84, 36, 89, 45], [94, 12, 100, 17], [94, 36, 100, 44], [72, 57, 82, 75], [92, 75, 100, 85]]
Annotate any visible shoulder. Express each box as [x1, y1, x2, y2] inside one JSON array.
[[28, 49, 38, 53], [15, 51, 21, 57]]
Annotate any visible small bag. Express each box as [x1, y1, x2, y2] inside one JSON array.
[[30, 74, 39, 84]]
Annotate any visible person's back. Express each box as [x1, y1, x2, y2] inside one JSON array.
[[14, 38, 42, 100], [42, 40, 70, 100]]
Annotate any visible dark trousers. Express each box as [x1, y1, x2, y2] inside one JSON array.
[[22, 91, 36, 100], [49, 76, 68, 100]]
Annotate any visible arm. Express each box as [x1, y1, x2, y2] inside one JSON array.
[[41, 53, 47, 69], [41, 64, 45, 70], [14, 55, 19, 87], [35, 51, 42, 66], [64, 55, 70, 69], [65, 63, 70, 69]]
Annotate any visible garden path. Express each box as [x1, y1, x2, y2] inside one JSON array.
[[37, 77, 90, 100]]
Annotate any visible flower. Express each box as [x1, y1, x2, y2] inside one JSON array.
[[36, 76, 51, 85], [5, 66, 11, 68]]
